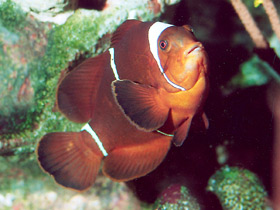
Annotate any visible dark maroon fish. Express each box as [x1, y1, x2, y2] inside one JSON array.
[[37, 20, 209, 191]]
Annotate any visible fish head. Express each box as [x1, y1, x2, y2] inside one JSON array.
[[157, 25, 209, 91]]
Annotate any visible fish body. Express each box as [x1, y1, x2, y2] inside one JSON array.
[[37, 20, 209, 191]]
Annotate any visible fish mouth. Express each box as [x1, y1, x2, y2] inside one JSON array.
[[163, 42, 207, 92], [187, 43, 203, 55], [173, 42, 206, 90]]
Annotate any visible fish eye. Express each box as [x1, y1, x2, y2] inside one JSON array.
[[159, 40, 168, 50]]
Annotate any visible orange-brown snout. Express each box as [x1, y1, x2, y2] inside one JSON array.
[[166, 42, 208, 90]]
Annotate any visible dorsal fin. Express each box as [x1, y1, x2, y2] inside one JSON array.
[[57, 53, 108, 123], [110, 20, 141, 47]]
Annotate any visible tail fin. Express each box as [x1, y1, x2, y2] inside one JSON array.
[[36, 131, 103, 191]]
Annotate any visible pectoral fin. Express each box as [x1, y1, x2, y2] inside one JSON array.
[[112, 80, 169, 131]]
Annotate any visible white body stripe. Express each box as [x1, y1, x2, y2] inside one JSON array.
[[81, 123, 108, 157], [109, 48, 120, 80], [148, 22, 186, 91], [156, 130, 174, 137]]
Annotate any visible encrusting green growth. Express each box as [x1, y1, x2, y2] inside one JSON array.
[[154, 184, 201, 210], [207, 166, 268, 210], [0, 0, 48, 141], [0, 0, 162, 155], [0, 0, 26, 31], [0, 0, 172, 204], [222, 55, 273, 95], [0, 0, 82, 155]]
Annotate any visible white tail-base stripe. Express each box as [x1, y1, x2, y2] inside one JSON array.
[[81, 123, 108, 157], [148, 22, 186, 91], [109, 48, 120, 80]]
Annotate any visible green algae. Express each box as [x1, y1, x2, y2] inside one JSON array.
[[222, 54, 275, 95], [0, 7, 116, 148], [230, 55, 272, 87], [0, 155, 140, 210], [154, 185, 201, 210], [207, 166, 268, 210], [0, 0, 26, 32], [0, 0, 160, 155], [0, 0, 43, 140], [0, 3, 106, 154]]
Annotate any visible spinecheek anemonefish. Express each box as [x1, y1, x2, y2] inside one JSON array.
[[36, 20, 209, 191]]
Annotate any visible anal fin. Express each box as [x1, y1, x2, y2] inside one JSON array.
[[102, 135, 172, 181], [37, 131, 103, 191]]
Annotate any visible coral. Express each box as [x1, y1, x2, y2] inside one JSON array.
[[207, 166, 269, 210], [262, 0, 280, 41], [267, 83, 280, 209], [229, 0, 280, 80], [230, 0, 268, 48], [0, 0, 49, 141], [1, 0, 277, 209], [154, 184, 201, 210], [228, 1, 280, 207], [0, 155, 141, 210], [222, 55, 273, 95], [0, 0, 182, 208]]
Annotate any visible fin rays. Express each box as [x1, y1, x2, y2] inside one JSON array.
[[112, 80, 170, 131], [37, 132, 103, 191], [103, 135, 171, 182], [57, 55, 106, 123]]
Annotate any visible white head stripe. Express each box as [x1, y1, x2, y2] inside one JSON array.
[[81, 123, 108, 156], [148, 22, 186, 91], [109, 48, 120, 80]]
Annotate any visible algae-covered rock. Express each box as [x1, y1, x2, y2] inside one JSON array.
[[207, 166, 269, 210], [154, 184, 201, 210], [0, 0, 180, 155], [0, 0, 181, 208], [0, 155, 141, 209], [222, 55, 273, 95], [0, 0, 49, 140]]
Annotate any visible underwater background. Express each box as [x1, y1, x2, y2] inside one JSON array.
[[0, 0, 280, 209]]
